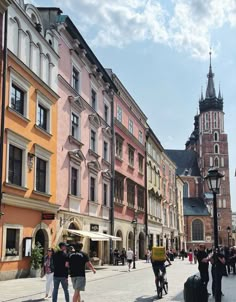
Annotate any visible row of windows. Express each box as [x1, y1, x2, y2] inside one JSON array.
[[116, 105, 143, 143], [162, 208, 177, 228], [204, 112, 219, 130], [147, 143, 160, 163], [72, 66, 111, 125]]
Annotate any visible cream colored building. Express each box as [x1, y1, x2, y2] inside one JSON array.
[[176, 175, 186, 250]]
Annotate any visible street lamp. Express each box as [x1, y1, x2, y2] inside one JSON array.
[[205, 168, 224, 302], [227, 226, 231, 247], [131, 217, 137, 269]]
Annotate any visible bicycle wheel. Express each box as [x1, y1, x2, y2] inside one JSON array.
[[156, 279, 163, 299], [163, 281, 168, 295]]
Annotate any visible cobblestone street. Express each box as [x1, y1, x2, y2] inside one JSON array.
[[1, 258, 236, 302]]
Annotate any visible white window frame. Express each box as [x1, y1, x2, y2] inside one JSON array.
[[90, 81, 98, 111], [2, 224, 23, 262], [205, 113, 209, 130], [34, 144, 52, 194], [138, 130, 143, 143], [103, 139, 109, 162], [117, 104, 122, 123], [71, 58, 81, 93], [6, 130, 29, 188], [89, 174, 97, 202], [128, 119, 133, 134], [9, 69, 30, 119], [70, 162, 81, 197], [104, 98, 110, 125], [71, 110, 80, 141], [36, 91, 52, 134], [90, 127, 97, 153]]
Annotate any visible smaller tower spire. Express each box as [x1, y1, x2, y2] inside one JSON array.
[[201, 86, 204, 101], [218, 84, 222, 99], [205, 50, 216, 98]]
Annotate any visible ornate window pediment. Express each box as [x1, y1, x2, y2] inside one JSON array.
[[89, 113, 101, 129], [102, 127, 112, 139], [149, 188, 155, 196], [102, 169, 112, 180], [68, 95, 85, 113], [68, 149, 85, 165], [87, 159, 101, 174]]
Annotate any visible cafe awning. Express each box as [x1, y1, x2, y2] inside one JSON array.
[[66, 229, 121, 241]]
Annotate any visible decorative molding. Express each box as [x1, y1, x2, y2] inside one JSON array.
[[88, 149, 100, 159], [88, 113, 101, 129], [68, 95, 85, 113], [68, 135, 84, 148], [102, 126, 112, 139], [101, 169, 112, 180], [68, 149, 85, 165], [87, 160, 101, 174]]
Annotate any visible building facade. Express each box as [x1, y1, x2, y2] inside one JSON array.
[[0, 0, 59, 280], [110, 70, 147, 259], [176, 175, 185, 250]]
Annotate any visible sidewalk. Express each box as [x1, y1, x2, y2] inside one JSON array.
[[0, 260, 150, 302]]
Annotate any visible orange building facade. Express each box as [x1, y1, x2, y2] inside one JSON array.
[[0, 1, 59, 280]]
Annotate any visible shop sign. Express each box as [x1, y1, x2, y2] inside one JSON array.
[[90, 224, 99, 232], [42, 213, 55, 220]]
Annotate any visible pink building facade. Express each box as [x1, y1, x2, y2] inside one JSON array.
[[109, 71, 147, 259], [48, 13, 116, 264]]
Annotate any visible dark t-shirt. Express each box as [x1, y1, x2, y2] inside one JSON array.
[[197, 250, 209, 272], [69, 251, 89, 277], [53, 251, 69, 277]]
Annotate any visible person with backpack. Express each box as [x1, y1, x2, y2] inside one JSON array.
[[196, 244, 210, 295]]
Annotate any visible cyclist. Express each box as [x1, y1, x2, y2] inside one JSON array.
[[151, 247, 171, 298]]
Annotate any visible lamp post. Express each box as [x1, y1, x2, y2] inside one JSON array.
[[131, 217, 137, 269], [205, 168, 224, 302], [227, 226, 231, 248]]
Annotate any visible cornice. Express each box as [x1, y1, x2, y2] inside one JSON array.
[[0, 0, 10, 14], [2, 193, 60, 212]]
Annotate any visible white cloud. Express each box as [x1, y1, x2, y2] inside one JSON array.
[[55, 0, 236, 59]]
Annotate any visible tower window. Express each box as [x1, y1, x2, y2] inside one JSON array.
[[214, 157, 219, 168], [214, 132, 218, 141], [214, 144, 219, 154], [205, 113, 209, 130]]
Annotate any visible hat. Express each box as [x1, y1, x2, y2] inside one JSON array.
[[59, 242, 68, 248]]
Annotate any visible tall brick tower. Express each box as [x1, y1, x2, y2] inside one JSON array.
[[186, 52, 232, 245]]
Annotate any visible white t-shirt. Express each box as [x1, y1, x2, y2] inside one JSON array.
[[126, 250, 134, 260]]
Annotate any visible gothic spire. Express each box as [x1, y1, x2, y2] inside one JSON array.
[[205, 51, 216, 98], [218, 84, 222, 99]]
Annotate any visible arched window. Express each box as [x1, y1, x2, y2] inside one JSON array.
[[214, 144, 219, 154], [214, 157, 219, 168], [23, 31, 31, 67], [183, 182, 189, 198], [214, 112, 218, 128], [192, 219, 204, 241], [153, 166, 157, 186], [214, 132, 218, 141], [35, 43, 42, 77], [205, 113, 209, 130], [10, 17, 20, 55], [157, 170, 160, 189]]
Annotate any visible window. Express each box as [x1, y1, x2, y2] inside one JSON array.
[[71, 167, 78, 196], [128, 146, 134, 167], [148, 164, 152, 182], [183, 182, 189, 198], [117, 105, 122, 122], [11, 84, 24, 115], [90, 130, 96, 152], [114, 172, 124, 203], [103, 183, 108, 206], [214, 144, 219, 154], [192, 219, 204, 241], [138, 130, 143, 143], [127, 180, 135, 207], [214, 112, 218, 128], [163, 208, 167, 225], [163, 183, 166, 197], [37, 104, 48, 131], [72, 67, 79, 92], [103, 141, 108, 161], [214, 157, 219, 168], [138, 187, 144, 209], [210, 157, 213, 166], [115, 135, 123, 159], [6, 229, 19, 256], [138, 154, 143, 173], [221, 157, 224, 167], [36, 158, 46, 192], [214, 132, 218, 141], [91, 89, 97, 110], [218, 199, 222, 208], [104, 104, 109, 123], [8, 145, 22, 186], [90, 176, 96, 201], [128, 119, 133, 134], [163, 164, 166, 176], [205, 113, 209, 130], [71, 113, 79, 140], [223, 199, 226, 208]]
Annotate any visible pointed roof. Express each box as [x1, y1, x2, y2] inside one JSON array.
[[205, 51, 216, 98]]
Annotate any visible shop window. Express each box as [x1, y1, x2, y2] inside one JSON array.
[[6, 228, 20, 256]]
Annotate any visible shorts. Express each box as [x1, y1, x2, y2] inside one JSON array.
[[71, 276, 86, 291], [127, 259, 132, 264]]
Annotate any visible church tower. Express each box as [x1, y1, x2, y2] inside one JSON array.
[[197, 53, 232, 245]]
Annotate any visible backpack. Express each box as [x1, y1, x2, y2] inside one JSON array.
[[152, 246, 166, 262]]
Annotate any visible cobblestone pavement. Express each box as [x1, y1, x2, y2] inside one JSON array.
[[0, 259, 236, 301]]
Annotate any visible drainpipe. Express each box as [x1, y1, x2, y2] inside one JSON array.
[[0, 9, 8, 218], [109, 91, 115, 264]]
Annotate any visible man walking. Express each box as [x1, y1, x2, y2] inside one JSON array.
[[126, 247, 134, 272], [52, 242, 70, 302], [68, 243, 96, 302], [197, 244, 210, 295]]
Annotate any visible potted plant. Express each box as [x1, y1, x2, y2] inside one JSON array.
[[30, 242, 44, 277]]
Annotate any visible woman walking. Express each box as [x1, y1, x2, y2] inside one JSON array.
[[44, 248, 54, 299]]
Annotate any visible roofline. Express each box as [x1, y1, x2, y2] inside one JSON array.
[[146, 125, 164, 151]]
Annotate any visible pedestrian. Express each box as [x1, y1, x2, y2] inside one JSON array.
[[193, 248, 198, 264], [126, 247, 134, 272], [146, 249, 151, 263], [52, 242, 70, 302], [180, 248, 185, 260], [210, 248, 226, 299], [197, 244, 210, 295], [113, 248, 120, 266], [188, 248, 193, 264], [120, 248, 126, 265], [43, 248, 54, 300], [68, 242, 96, 302], [229, 247, 236, 274]]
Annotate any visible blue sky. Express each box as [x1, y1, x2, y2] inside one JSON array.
[[33, 0, 236, 210]]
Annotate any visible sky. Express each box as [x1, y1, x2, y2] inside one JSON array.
[[32, 0, 236, 210]]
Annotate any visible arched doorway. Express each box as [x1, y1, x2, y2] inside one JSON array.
[[35, 229, 48, 256], [139, 232, 145, 259], [116, 230, 123, 251], [128, 231, 134, 249], [67, 222, 80, 245]]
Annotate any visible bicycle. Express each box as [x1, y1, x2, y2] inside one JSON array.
[[154, 264, 169, 299]]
